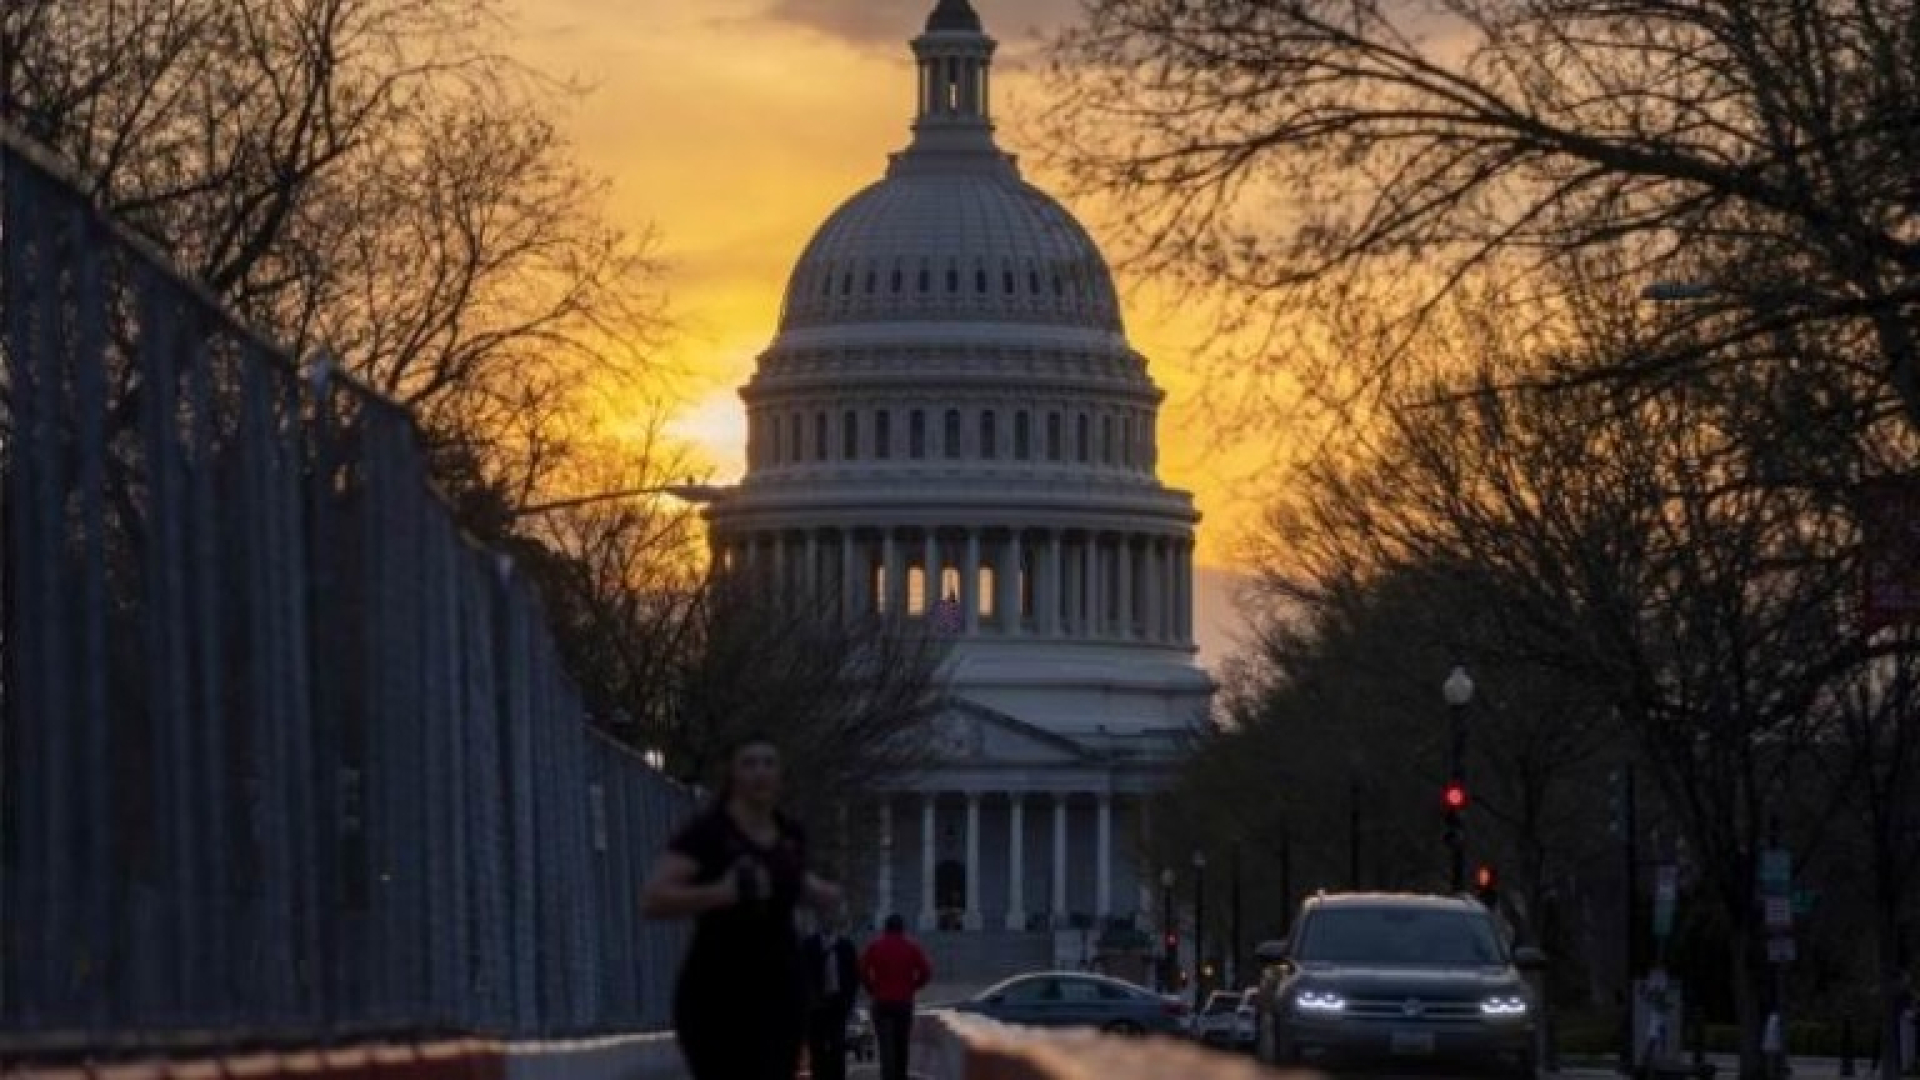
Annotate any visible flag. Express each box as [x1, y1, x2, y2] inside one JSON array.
[[931, 590, 964, 635]]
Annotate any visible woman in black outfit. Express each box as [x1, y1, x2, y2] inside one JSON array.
[[641, 736, 841, 1080]]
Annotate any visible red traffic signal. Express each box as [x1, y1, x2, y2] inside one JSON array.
[[1444, 783, 1468, 811]]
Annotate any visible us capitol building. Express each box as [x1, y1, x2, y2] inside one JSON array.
[[702, 0, 1214, 983]]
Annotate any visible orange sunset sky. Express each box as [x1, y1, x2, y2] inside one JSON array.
[[504, 0, 1285, 664]]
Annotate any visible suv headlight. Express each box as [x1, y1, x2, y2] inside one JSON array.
[[1295, 990, 1347, 1013], [1480, 996, 1529, 1017]]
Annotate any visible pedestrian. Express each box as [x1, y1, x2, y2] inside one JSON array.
[[803, 913, 860, 1080], [641, 734, 842, 1080], [861, 914, 933, 1080]]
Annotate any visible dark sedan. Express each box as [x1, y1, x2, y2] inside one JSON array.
[[1253, 893, 1543, 1077], [952, 971, 1190, 1036]]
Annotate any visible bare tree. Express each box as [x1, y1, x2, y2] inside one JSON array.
[[664, 574, 948, 893], [1045, 0, 1920, 432], [2, 0, 666, 507]]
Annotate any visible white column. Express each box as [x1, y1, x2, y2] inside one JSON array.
[[1051, 794, 1069, 928], [1136, 798, 1154, 920], [1177, 539, 1192, 643], [805, 529, 820, 600], [1143, 538, 1161, 643], [924, 529, 940, 613], [1088, 535, 1104, 638], [998, 531, 1020, 634], [964, 528, 981, 634], [841, 530, 857, 618], [920, 793, 938, 930], [878, 797, 894, 926], [1163, 538, 1178, 642], [1063, 537, 1081, 635], [965, 792, 982, 930], [1045, 530, 1063, 637], [1007, 794, 1026, 931], [883, 528, 901, 616], [1096, 791, 1113, 922], [1117, 535, 1135, 640]]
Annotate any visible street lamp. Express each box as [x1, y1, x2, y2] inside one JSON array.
[[1443, 665, 1475, 892], [1192, 850, 1208, 1000], [511, 481, 730, 518]]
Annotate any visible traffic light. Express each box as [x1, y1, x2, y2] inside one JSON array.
[[1443, 782, 1467, 850], [1474, 863, 1499, 908], [1164, 931, 1179, 955]]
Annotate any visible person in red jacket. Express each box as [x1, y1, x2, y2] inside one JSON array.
[[860, 914, 932, 1080]]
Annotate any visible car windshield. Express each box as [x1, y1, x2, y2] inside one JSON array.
[[1204, 992, 1241, 1014], [1295, 906, 1504, 966]]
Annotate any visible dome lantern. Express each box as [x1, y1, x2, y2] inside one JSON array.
[[909, 0, 996, 156]]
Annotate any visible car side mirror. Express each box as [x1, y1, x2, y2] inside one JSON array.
[[1514, 946, 1547, 970], [1254, 939, 1290, 964]]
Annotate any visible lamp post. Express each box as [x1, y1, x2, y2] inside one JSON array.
[[511, 481, 729, 518], [1160, 867, 1175, 993], [1443, 665, 1475, 893], [1193, 850, 1208, 1000]]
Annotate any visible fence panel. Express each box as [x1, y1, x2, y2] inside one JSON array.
[[0, 127, 691, 1051]]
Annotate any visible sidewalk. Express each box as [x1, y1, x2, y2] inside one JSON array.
[[1555, 1056, 1908, 1080]]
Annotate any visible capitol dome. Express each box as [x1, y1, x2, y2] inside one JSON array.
[[779, 163, 1125, 336], [703, 0, 1212, 979]]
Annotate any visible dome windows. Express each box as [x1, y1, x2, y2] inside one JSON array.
[[749, 392, 1158, 479]]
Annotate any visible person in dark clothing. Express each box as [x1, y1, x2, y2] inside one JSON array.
[[802, 915, 860, 1080], [861, 914, 933, 1080], [641, 736, 842, 1080]]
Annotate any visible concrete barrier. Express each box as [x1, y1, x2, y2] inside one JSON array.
[[910, 1011, 1290, 1080]]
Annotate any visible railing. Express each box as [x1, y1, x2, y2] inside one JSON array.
[[0, 125, 691, 1053]]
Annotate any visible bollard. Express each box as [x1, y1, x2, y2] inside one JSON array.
[[1841, 1017, 1855, 1077]]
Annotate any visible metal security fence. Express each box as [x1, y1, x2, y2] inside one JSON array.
[[0, 127, 691, 1049]]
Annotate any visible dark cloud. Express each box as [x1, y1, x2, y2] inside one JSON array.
[[756, 0, 1082, 54]]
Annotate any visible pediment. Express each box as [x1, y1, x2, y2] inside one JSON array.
[[927, 696, 1094, 765]]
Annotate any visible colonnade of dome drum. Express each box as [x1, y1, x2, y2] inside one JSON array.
[[745, 397, 1159, 477], [715, 524, 1195, 647]]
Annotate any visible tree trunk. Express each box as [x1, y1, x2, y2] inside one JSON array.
[[1732, 921, 1767, 1080], [1878, 881, 1907, 1079]]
